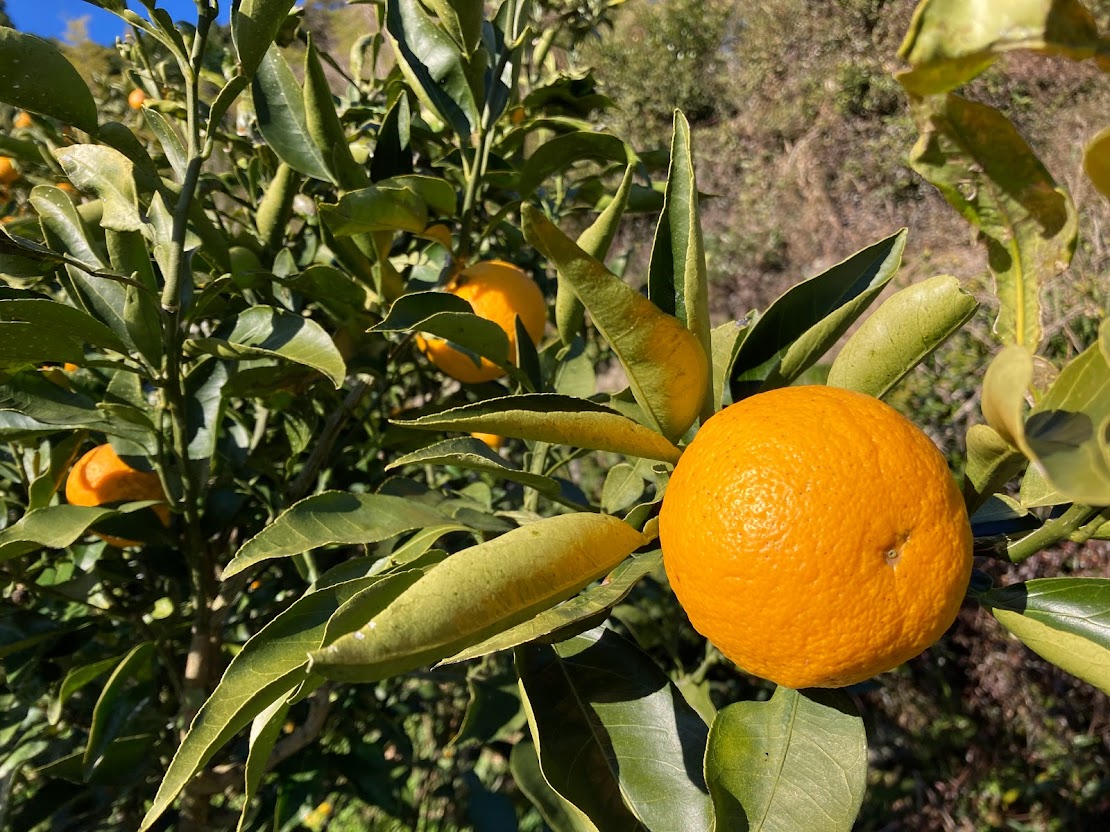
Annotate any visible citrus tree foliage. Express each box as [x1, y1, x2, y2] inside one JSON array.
[[0, 1, 1106, 830]]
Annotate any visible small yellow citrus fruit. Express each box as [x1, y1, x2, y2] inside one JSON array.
[[0, 157, 19, 186], [65, 445, 170, 547], [416, 260, 546, 383], [659, 385, 972, 689], [472, 432, 504, 450], [128, 89, 147, 110]]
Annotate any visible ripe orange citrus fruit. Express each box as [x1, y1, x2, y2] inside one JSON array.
[[0, 157, 19, 186], [659, 385, 972, 689], [128, 89, 147, 110], [416, 260, 546, 383], [13, 111, 32, 129], [65, 444, 170, 547]]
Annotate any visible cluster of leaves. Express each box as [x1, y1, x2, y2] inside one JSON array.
[[0, 2, 1107, 832]]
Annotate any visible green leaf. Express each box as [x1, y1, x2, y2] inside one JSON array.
[[962, 424, 1025, 515], [142, 108, 188, 181], [233, 0, 297, 80], [0, 505, 126, 563], [979, 577, 1110, 694], [0, 321, 83, 367], [983, 333, 1110, 507], [705, 687, 867, 832], [394, 394, 682, 463], [710, 319, 751, 410], [426, 0, 484, 54], [517, 626, 713, 831], [557, 163, 636, 345], [237, 690, 294, 832], [84, 642, 154, 779], [0, 371, 106, 439], [600, 462, 645, 515], [523, 206, 709, 441], [253, 46, 334, 182], [185, 359, 229, 463], [827, 274, 978, 398], [224, 491, 450, 578], [908, 94, 1077, 349], [54, 146, 145, 234], [386, 0, 479, 139], [730, 230, 906, 401], [318, 185, 427, 236], [140, 573, 415, 831], [444, 550, 661, 665], [189, 305, 346, 388], [383, 174, 458, 217], [517, 132, 631, 199], [0, 27, 98, 133], [309, 514, 647, 682], [897, 0, 1101, 95], [386, 438, 571, 501], [1083, 125, 1110, 200], [510, 741, 597, 832], [303, 35, 367, 190], [48, 654, 124, 726], [648, 111, 712, 420], [370, 96, 414, 182]]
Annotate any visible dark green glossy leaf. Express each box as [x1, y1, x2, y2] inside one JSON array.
[[0, 27, 97, 132], [386, 0, 479, 138], [518, 626, 712, 831], [253, 46, 334, 182], [303, 35, 367, 190], [84, 642, 154, 779], [49, 654, 123, 725], [517, 131, 630, 199], [189, 305, 346, 388], [510, 741, 596, 832], [979, 577, 1110, 694], [730, 230, 905, 400], [318, 185, 427, 236], [233, 0, 297, 80], [705, 687, 867, 832]]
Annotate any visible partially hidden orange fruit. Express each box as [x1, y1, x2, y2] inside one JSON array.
[[472, 432, 504, 450], [65, 444, 171, 547], [659, 385, 972, 689], [13, 111, 32, 129], [128, 88, 147, 110], [0, 157, 19, 186], [416, 260, 546, 383]]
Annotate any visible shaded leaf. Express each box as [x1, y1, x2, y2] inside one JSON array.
[[518, 626, 712, 831], [517, 132, 630, 199], [253, 46, 334, 182], [0, 505, 129, 563], [510, 740, 598, 832], [189, 305, 346, 388], [233, 0, 297, 80], [0, 27, 97, 132], [318, 185, 427, 236], [386, 0, 480, 138], [303, 35, 366, 190], [84, 642, 154, 778]]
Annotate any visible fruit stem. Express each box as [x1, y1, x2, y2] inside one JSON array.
[[1005, 504, 1102, 563]]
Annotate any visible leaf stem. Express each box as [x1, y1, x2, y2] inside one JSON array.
[[1006, 504, 1102, 563]]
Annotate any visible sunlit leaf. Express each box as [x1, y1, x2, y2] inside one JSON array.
[[310, 514, 647, 682], [705, 686, 867, 832]]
